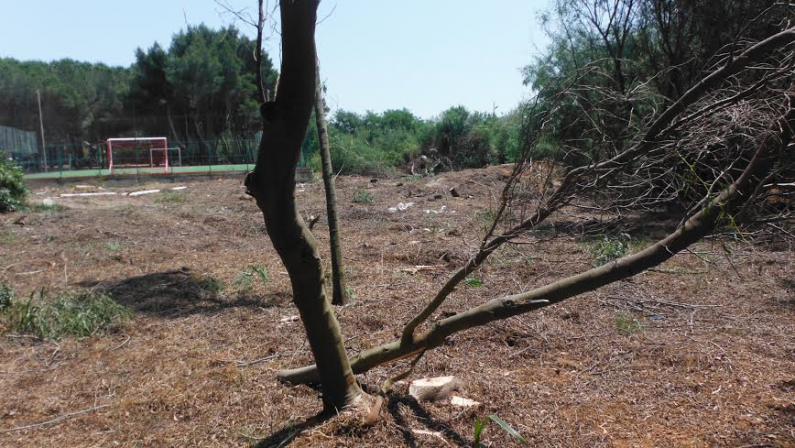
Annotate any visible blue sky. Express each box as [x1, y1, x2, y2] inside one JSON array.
[[0, 0, 551, 118]]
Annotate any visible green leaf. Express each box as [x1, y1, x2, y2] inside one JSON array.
[[466, 276, 484, 288], [487, 415, 528, 444], [473, 417, 486, 447]]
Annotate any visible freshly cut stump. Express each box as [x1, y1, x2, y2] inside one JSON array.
[[409, 376, 462, 402]]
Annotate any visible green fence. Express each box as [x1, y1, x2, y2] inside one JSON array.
[[17, 135, 315, 180]]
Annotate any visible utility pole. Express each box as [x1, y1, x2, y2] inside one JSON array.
[[36, 89, 48, 172]]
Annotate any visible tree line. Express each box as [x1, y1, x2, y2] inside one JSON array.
[[0, 23, 524, 174], [0, 24, 276, 151], [1, 1, 789, 179]]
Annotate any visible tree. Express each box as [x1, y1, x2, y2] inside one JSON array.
[[314, 59, 348, 305], [245, 0, 366, 412], [0, 58, 130, 145], [126, 25, 277, 142]]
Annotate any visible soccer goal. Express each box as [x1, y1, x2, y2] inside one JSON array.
[[106, 137, 170, 174]]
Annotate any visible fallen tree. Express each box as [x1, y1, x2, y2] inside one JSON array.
[[276, 23, 795, 385], [252, 0, 794, 409], [279, 80, 794, 383]]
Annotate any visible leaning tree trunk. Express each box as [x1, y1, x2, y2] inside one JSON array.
[[245, 0, 361, 411], [314, 58, 347, 305]]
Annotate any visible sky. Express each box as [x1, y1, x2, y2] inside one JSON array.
[[0, 0, 552, 119]]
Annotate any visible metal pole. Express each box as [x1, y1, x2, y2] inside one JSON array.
[[36, 89, 48, 172]]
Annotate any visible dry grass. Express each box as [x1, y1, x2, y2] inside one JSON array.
[[0, 167, 793, 447]]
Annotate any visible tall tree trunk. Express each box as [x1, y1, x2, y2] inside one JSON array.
[[245, 0, 361, 411], [314, 58, 347, 305]]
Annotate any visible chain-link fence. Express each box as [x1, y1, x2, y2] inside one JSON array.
[[9, 134, 314, 179]]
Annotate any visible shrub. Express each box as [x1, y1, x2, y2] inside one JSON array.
[[200, 276, 225, 293], [0, 284, 12, 311], [589, 234, 631, 266], [233, 264, 269, 292], [1, 288, 131, 340], [353, 189, 374, 204], [0, 153, 27, 212]]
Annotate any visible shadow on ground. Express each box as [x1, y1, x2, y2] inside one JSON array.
[[248, 394, 470, 448], [252, 411, 333, 448], [533, 211, 680, 242], [387, 395, 471, 448], [78, 268, 282, 317]]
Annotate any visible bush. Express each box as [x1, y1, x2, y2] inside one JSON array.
[[0, 284, 12, 311], [353, 189, 374, 204], [0, 288, 131, 340], [233, 264, 269, 292], [589, 234, 631, 266], [0, 153, 27, 212]]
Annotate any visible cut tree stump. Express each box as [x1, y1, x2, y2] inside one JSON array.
[[409, 376, 461, 402]]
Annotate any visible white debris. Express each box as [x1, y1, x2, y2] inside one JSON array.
[[60, 192, 117, 198], [387, 202, 414, 213], [410, 429, 448, 443], [279, 315, 299, 324], [409, 376, 461, 402], [42, 198, 56, 206], [425, 205, 447, 214], [129, 189, 160, 197], [450, 396, 481, 408], [75, 185, 94, 189], [400, 265, 437, 275], [171, 186, 187, 191]]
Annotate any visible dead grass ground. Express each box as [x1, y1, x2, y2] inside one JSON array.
[[0, 166, 793, 447]]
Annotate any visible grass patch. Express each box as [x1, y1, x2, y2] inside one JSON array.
[[466, 276, 484, 288], [156, 191, 187, 204], [29, 202, 66, 213], [476, 209, 497, 232], [0, 232, 15, 245], [589, 234, 631, 266], [102, 241, 124, 260], [352, 189, 374, 204], [103, 241, 123, 252], [200, 276, 225, 293], [614, 313, 643, 336], [0, 286, 130, 340], [232, 264, 269, 292]]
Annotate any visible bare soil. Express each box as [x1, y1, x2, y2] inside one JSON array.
[[1, 166, 793, 447]]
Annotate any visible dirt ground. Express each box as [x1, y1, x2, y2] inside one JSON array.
[[0, 166, 793, 447]]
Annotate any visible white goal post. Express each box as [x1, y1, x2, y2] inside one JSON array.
[[106, 137, 169, 174]]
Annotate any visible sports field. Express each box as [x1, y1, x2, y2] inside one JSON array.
[[24, 164, 253, 179]]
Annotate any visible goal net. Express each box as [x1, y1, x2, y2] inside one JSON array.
[[106, 137, 170, 174]]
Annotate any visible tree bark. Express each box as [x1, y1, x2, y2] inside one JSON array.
[[246, 0, 361, 410], [314, 58, 347, 305], [278, 85, 795, 385]]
